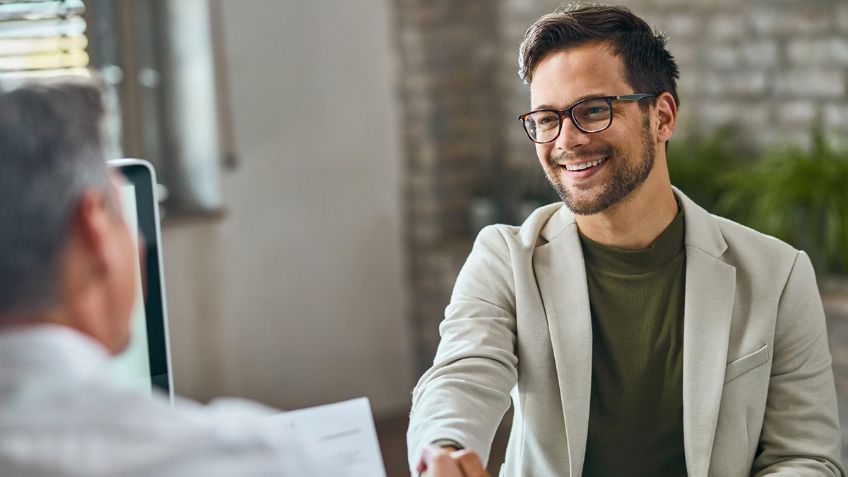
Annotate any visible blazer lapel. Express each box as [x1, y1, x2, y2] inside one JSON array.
[[677, 189, 736, 477], [534, 207, 592, 477]]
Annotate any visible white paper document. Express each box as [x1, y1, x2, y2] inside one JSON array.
[[272, 397, 387, 477]]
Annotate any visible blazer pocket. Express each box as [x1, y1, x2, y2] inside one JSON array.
[[724, 344, 770, 383]]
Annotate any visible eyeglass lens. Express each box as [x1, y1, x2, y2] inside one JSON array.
[[523, 98, 612, 142]]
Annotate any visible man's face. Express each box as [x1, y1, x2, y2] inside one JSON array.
[[529, 42, 658, 215]]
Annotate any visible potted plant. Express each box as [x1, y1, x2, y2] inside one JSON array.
[[716, 131, 848, 278]]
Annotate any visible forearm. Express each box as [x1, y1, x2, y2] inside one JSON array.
[[408, 225, 519, 471], [408, 356, 516, 471]]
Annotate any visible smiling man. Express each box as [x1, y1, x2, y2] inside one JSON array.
[[407, 5, 844, 477]]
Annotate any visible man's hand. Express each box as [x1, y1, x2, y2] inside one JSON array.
[[417, 445, 489, 477]]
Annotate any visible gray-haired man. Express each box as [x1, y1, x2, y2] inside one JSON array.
[[0, 77, 488, 477]]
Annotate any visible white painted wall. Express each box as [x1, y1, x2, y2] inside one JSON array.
[[162, 0, 413, 417]]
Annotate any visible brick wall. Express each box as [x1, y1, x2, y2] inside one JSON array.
[[393, 0, 848, 372], [391, 0, 505, 371]]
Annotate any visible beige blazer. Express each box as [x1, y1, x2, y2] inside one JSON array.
[[408, 188, 844, 477]]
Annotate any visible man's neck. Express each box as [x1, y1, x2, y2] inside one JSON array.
[[0, 309, 86, 340], [575, 181, 679, 250]]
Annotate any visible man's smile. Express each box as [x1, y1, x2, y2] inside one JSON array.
[[564, 156, 609, 171], [554, 154, 610, 180]]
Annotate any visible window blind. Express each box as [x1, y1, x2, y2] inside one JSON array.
[[0, 0, 89, 78]]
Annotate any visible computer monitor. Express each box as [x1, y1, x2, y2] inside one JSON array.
[[109, 159, 173, 400]]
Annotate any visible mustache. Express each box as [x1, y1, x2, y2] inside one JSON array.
[[551, 145, 614, 165]]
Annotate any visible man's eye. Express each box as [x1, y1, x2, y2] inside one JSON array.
[[585, 106, 609, 116]]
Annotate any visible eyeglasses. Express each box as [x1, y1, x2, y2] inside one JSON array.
[[518, 93, 656, 144]]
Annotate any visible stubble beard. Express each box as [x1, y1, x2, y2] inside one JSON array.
[[546, 116, 656, 216]]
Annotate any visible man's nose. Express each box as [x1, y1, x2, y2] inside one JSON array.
[[554, 115, 590, 151]]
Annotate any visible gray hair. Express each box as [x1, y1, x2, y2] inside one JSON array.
[[0, 76, 111, 317]]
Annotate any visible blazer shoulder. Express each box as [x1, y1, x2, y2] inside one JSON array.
[[712, 214, 799, 258], [479, 202, 572, 250], [709, 214, 804, 281]]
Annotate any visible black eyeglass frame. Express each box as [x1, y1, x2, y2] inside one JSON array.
[[518, 93, 657, 144]]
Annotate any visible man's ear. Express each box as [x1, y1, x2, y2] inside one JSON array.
[[70, 189, 114, 275], [62, 186, 133, 355], [654, 92, 677, 144]]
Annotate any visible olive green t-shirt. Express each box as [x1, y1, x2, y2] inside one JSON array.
[[578, 210, 687, 477]]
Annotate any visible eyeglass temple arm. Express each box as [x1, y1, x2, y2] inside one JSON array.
[[614, 93, 656, 101]]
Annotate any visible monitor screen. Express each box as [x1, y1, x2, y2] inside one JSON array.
[[109, 159, 172, 398], [110, 181, 154, 394]]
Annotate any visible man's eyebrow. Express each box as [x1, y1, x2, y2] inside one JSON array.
[[531, 92, 609, 111]]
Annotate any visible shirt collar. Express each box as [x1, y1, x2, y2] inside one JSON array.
[[0, 324, 111, 379], [578, 205, 685, 275]]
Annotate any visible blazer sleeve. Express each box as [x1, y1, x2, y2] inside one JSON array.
[[407, 225, 518, 472], [752, 251, 845, 476]]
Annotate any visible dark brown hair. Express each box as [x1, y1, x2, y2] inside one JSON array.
[[518, 4, 680, 108]]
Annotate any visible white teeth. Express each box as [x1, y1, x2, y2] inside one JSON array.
[[565, 157, 607, 171]]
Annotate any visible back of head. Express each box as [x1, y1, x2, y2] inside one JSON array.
[[0, 76, 109, 318], [518, 3, 680, 109]]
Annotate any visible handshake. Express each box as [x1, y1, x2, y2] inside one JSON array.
[[418, 445, 489, 477]]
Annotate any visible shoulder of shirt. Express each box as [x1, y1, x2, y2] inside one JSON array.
[[474, 195, 801, 268]]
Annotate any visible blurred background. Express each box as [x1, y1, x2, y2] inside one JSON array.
[[1, 0, 847, 474]]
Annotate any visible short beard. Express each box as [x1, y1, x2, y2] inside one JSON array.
[[547, 115, 655, 215]]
